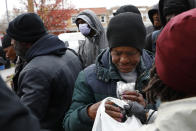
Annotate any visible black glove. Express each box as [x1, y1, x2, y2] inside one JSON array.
[[124, 101, 147, 124]]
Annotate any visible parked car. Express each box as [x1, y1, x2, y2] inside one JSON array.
[[58, 32, 85, 52]]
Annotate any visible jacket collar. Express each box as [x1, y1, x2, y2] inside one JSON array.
[[95, 48, 150, 82]]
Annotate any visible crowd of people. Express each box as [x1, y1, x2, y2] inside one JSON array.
[[0, 0, 196, 131]]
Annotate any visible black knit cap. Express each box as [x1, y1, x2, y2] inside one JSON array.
[[113, 5, 141, 16], [162, 0, 189, 17], [107, 12, 146, 51], [7, 13, 47, 43], [2, 34, 11, 49]]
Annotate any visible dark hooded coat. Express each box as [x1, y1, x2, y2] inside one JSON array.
[[17, 34, 82, 131], [0, 77, 40, 131]]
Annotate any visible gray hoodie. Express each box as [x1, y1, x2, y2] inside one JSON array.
[[76, 10, 108, 68]]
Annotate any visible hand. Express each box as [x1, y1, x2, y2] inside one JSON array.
[[124, 101, 147, 124], [122, 90, 146, 107], [105, 101, 124, 122], [87, 101, 101, 120]]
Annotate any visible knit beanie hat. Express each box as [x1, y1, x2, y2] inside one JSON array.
[[7, 13, 47, 43], [155, 8, 196, 95], [2, 34, 11, 49], [107, 12, 146, 51], [159, 0, 192, 26], [162, 0, 189, 17], [113, 5, 141, 16]]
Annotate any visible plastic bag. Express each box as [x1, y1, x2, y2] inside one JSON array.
[[92, 97, 142, 131], [116, 81, 135, 100]]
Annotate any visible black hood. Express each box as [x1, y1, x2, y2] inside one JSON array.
[[25, 34, 67, 62], [159, 0, 196, 26], [148, 4, 159, 24], [113, 5, 141, 16]]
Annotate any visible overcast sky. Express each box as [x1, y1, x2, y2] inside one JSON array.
[[1, 0, 159, 16], [70, 0, 159, 8]]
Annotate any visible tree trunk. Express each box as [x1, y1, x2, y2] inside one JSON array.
[[28, 0, 34, 12]]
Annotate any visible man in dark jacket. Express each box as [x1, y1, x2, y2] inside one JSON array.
[[145, 0, 196, 53], [75, 10, 108, 68], [63, 12, 154, 131], [145, 4, 162, 52], [0, 76, 40, 131], [6, 13, 83, 131], [145, 4, 162, 35]]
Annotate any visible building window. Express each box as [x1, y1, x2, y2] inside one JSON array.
[[101, 15, 105, 23], [71, 16, 76, 24]]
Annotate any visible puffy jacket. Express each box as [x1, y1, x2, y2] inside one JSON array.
[[17, 34, 83, 131], [63, 48, 154, 131], [76, 10, 108, 68]]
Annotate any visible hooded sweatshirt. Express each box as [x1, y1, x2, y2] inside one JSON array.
[[17, 34, 83, 131], [76, 10, 108, 68], [148, 4, 159, 25]]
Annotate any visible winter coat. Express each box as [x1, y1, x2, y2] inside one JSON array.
[[0, 77, 40, 131], [17, 34, 83, 131], [145, 30, 161, 53], [76, 10, 108, 68], [145, 0, 196, 53], [135, 97, 196, 131], [63, 48, 154, 131], [12, 56, 25, 92]]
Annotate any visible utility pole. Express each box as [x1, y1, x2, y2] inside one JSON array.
[[5, 0, 9, 23], [28, 0, 34, 12]]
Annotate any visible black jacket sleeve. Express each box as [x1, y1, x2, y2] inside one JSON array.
[[0, 77, 40, 131]]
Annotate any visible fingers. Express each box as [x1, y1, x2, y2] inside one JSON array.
[[122, 90, 140, 101], [123, 90, 139, 96], [87, 101, 101, 120], [105, 101, 123, 122], [122, 91, 146, 107], [122, 94, 138, 100]]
